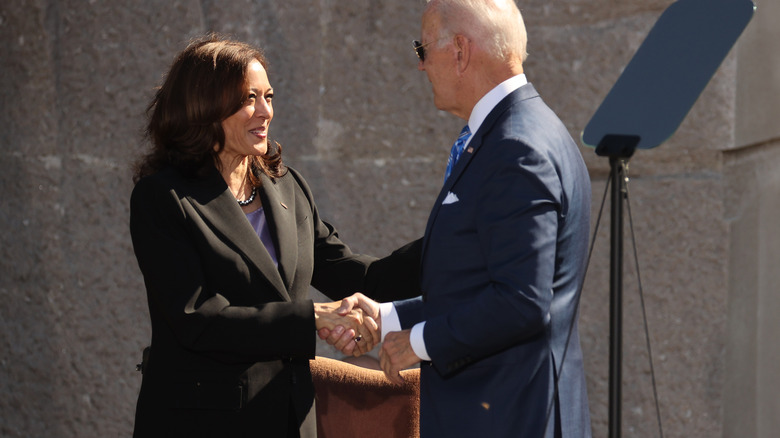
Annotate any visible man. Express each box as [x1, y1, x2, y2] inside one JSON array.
[[327, 1, 592, 436]]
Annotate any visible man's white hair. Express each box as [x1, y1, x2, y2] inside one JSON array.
[[426, 0, 528, 61]]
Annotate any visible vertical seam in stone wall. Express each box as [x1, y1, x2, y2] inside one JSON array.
[[45, 0, 62, 147], [197, 0, 208, 32], [318, 0, 326, 156]]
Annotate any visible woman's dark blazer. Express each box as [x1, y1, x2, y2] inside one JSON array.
[[129, 164, 376, 437]]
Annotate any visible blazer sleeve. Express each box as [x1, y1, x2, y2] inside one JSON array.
[[363, 238, 424, 303], [286, 167, 378, 299], [130, 175, 315, 364]]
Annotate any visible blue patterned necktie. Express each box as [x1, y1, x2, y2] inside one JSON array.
[[444, 125, 472, 181]]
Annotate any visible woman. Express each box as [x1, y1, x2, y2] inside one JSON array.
[[130, 34, 378, 437]]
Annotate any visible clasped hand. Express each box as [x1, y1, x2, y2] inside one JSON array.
[[314, 295, 379, 357], [317, 293, 421, 384]]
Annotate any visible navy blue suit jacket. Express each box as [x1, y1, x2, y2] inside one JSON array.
[[394, 84, 592, 437]]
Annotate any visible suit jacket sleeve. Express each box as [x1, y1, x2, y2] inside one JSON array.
[[362, 238, 423, 303], [289, 168, 377, 299]]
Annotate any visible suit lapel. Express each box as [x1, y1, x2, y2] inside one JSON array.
[[186, 167, 290, 302], [421, 84, 539, 260], [256, 173, 297, 291]]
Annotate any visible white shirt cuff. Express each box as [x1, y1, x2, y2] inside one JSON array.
[[410, 322, 431, 361], [379, 302, 401, 342]]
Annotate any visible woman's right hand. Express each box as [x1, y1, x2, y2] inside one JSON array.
[[314, 300, 378, 356]]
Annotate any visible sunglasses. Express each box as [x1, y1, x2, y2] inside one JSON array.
[[412, 39, 439, 62]]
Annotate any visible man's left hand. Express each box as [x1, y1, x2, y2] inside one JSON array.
[[379, 329, 420, 384]]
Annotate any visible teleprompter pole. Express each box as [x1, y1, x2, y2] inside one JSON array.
[[608, 157, 625, 438], [596, 135, 638, 438]]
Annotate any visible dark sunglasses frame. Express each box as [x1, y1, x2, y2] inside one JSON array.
[[412, 40, 436, 62]]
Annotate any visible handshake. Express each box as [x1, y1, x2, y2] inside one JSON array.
[[313, 293, 418, 384]]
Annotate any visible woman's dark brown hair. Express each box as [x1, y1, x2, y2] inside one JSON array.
[[133, 33, 285, 184]]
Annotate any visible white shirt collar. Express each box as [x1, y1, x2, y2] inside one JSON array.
[[467, 74, 527, 135]]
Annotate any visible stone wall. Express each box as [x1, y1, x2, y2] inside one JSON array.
[[0, 0, 777, 436]]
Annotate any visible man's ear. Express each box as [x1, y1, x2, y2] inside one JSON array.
[[454, 34, 471, 74]]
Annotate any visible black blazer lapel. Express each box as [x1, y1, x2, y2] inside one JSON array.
[[256, 173, 297, 291], [186, 168, 290, 302]]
